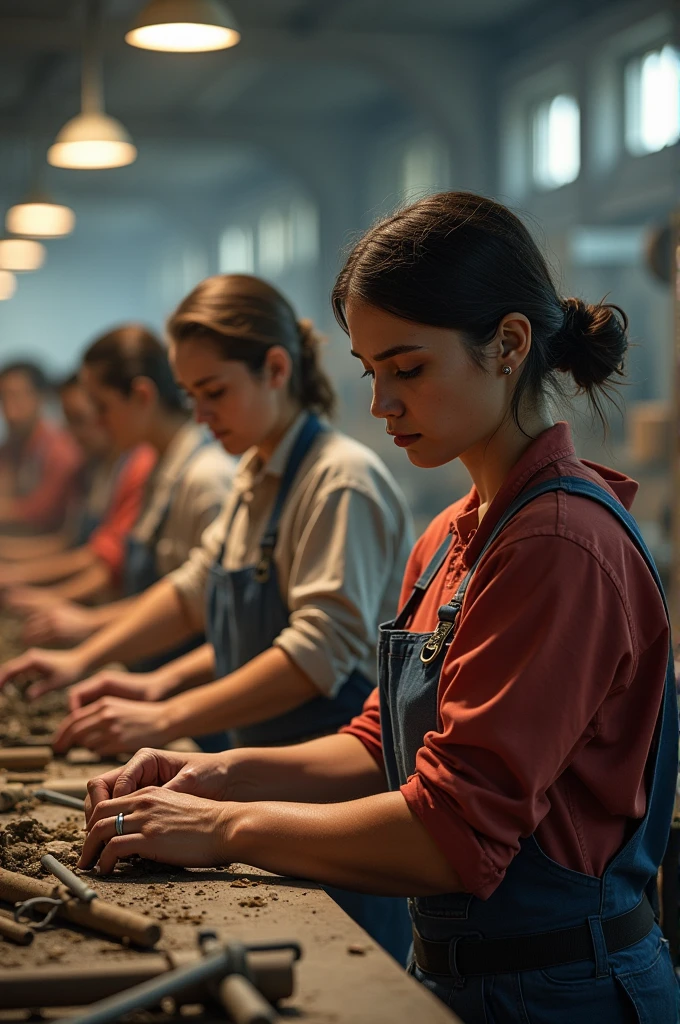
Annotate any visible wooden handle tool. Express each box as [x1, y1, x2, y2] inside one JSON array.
[[0, 867, 160, 947], [0, 747, 52, 771], [0, 909, 33, 945]]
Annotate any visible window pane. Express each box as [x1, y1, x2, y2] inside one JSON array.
[[533, 94, 580, 189], [290, 198, 319, 264], [219, 226, 254, 273], [401, 135, 449, 195], [625, 45, 680, 156], [258, 210, 289, 276]]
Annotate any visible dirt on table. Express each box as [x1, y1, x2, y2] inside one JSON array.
[[0, 683, 67, 747], [0, 815, 85, 876]]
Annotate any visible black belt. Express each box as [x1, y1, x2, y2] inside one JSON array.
[[412, 896, 655, 977]]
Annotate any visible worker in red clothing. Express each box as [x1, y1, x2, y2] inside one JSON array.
[[0, 361, 82, 534], [45, 194, 680, 1022]]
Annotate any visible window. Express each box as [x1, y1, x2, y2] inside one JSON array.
[[219, 226, 254, 274], [625, 44, 680, 155], [532, 94, 580, 189], [401, 135, 449, 195], [258, 209, 289, 277], [289, 198, 319, 265]]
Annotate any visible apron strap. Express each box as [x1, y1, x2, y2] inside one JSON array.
[[393, 533, 453, 630], [420, 474, 670, 662], [215, 414, 326, 580]]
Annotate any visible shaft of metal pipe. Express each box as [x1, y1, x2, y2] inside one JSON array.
[[56, 948, 233, 1024], [34, 788, 86, 811], [41, 855, 97, 903]]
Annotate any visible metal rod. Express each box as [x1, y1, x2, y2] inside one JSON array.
[[34, 788, 86, 811], [41, 855, 97, 903], [57, 947, 235, 1024]]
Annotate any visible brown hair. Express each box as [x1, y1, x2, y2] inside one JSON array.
[[83, 324, 185, 413], [333, 192, 628, 430], [167, 274, 336, 417]]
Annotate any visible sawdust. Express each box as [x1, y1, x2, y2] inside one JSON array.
[[0, 681, 67, 747]]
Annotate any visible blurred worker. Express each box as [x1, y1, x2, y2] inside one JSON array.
[[0, 374, 115, 565], [0, 361, 82, 535], [0, 274, 415, 962], [2, 324, 232, 612]]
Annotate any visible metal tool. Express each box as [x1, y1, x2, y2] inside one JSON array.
[[41, 854, 97, 903], [56, 933, 302, 1024], [34, 788, 86, 811], [13, 855, 96, 930]]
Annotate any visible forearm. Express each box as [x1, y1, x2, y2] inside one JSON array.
[[221, 734, 387, 804], [75, 579, 197, 676], [83, 596, 139, 629], [160, 643, 216, 696], [0, 532, 67, 560], [162, 647, 318, 742], [48, 560, 113, 602], [224, 790, 462, 896], [0, 545, 95, 585]]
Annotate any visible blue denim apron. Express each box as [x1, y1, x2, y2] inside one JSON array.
[[205, 412, 413, 963], [379, 476, 679, 1022], [123, 434, 211, 672]]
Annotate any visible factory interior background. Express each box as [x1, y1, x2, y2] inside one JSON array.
[[0, 0, 675, 542]]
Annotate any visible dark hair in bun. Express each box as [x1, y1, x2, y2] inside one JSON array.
[[332, 192, 628, 431]]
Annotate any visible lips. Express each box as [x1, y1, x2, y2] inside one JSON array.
[[390, 433, 421, 448]]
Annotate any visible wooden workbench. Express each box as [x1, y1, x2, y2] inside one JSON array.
[[0, 757, 461, 1023]]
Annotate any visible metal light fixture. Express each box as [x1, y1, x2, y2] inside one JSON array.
[[126, 0, 240, 52], [6, 193, 76, 238], [0, 271, 17, 300], [49, 1, 136, 170], [0, 239, 46, 272]]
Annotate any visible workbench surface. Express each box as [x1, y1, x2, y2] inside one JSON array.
[[0, 758, 460, 1023]]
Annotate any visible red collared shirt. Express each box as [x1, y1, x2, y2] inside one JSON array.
[[341, 423, 668, 899], [0, 419, 82, 530]]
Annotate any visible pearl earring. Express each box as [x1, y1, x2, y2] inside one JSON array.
[[502, 365, 512, 375]]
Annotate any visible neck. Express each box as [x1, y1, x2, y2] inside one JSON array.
[[146, 411, 189, 457], [256, 403, 304, 464], [459, 405, 554, 522]]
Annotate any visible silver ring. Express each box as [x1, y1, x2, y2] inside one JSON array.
[[115, 812, 125, 837]]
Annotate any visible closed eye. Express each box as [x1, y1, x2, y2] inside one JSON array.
[[396, 365, 423, 380], [361, 369, 374, 379]]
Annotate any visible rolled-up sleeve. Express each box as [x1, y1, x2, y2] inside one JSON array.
[[168, 509, 226, 625], [273, 485, 398, 697]]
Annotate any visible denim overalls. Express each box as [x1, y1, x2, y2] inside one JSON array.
[[123, 434, 211, 671], [379, 476, 679, 1022], [205, 412, 413, 963]]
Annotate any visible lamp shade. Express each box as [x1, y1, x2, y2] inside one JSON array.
[[0, 239, 46, 272], [0, 271, 17, 300], [6, 198, 76, 238], [48, 112, 137, 170], [126, 0, 240, 52]]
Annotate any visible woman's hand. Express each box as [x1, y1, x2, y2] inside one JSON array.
[[51, 696, 175, 755], [84, 747, 235, 819], [23, 602, 98, 647], [68, 669, 171, 712], [78, 787, 234, 874], [0, 647, 85, 697]]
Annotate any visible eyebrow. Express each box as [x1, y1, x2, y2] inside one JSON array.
[[190, 374, 221, 388], [350, 344, 425, 362]]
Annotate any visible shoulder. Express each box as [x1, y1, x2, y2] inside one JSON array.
[[303, 428, 408, 505], [183, 443, 236, 489]]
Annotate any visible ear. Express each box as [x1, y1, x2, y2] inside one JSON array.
[[263, 346, 293, 391], [130, 376, 158, 409], [494, 313, 532, 375]]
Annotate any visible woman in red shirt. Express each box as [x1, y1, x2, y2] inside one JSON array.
[[79, 193, 678, 1022]]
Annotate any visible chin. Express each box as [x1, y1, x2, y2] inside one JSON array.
[[405, 446, 459, 469]]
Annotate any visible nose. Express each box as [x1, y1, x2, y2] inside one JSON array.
[[370, 376, 404, 421]]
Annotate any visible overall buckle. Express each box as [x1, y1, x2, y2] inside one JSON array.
[[420, 603, 461, 663]]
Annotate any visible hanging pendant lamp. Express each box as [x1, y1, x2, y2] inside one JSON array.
[[0, 239, 46, 272], [6, 192, 76, 238], [126, 0, 240, 52], [49, 1, 136, 170], [0, 271, 17, 300]]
